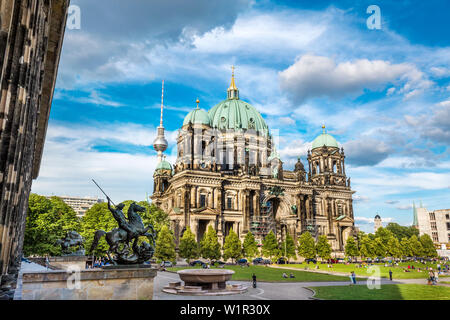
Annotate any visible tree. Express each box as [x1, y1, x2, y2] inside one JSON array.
[[387, 236, 402, 259], [23, 194, 81, 256], [400, 237, 412, 258], [373, 227, 394, 257], [419, 234, 438, 258], [280, 234, 297, 262], [178, 226, 198, 263], [315, 235, 332, 261], [199, 226, 221, 261], [372, 237, 386, 257], [344, 236, 359, 260], [408, 235, 423, 258], [359, 235, 375, 260], [261, 230, 280, 262], [222, 228, 242, 263], [386, 222, 419, 240], [154, 225, 176, 262], [297, 231, 316, 261], [242, 231, 259, 260]]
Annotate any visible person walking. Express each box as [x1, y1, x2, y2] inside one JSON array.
[[351, 271, 357, 285], [252, 273, 257, 288], [45, 255, 50, 270], [389, 269, 393, 281]]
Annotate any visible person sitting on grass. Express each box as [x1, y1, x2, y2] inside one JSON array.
[[282, 272, 288, 278], [289, 273, 295, 278]]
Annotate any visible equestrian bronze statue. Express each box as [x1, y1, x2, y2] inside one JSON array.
[[57, 231, 85, 255]]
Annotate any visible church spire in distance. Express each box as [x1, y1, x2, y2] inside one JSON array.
[[227, 65, 239, 100], [153, 80, 168, 163]]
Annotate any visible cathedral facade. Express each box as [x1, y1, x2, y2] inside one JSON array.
[[151, 72, 357, 255]]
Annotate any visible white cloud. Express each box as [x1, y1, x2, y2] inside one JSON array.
[[279, 54, 432, 104], [32, 122, 178, 201], [191, 12, 326, 55]]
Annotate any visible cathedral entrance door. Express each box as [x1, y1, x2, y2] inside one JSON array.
[[197, 220, 209, 242]]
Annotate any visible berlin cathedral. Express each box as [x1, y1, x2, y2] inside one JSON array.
[[151, 71, 357, 255]]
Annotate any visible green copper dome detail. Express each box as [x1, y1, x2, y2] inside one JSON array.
[[183, 108, 210, 126], [208, 99, 268, 134], [155, 160, 172, 171], [312, 133, 339, 149]]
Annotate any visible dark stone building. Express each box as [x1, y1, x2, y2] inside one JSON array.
[[0, 0, 69, 299]]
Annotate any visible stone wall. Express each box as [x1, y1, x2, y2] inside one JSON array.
[[0, 0, 70, 299], [22, 267, 157, 300]]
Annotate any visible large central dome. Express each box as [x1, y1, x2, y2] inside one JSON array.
[[207, 69, 269, 135], [208, 99, 268, 134]]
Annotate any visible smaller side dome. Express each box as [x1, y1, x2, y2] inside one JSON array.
[[155, 159, 172, 172], [312, 133, 339, 149], [183, 108, 210, 126], [374, 214, 381, 219]]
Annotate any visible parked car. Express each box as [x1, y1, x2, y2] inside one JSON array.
[[160, 261, 173, 268], [253, 257, 264, 264], [211, 260, 226, 267], [189, 260, 207, 267], [237, 258, 248, 265], [305, 258, 317, 264], [277, 257, 287, 264]]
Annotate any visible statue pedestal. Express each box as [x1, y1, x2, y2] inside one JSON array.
[[21, 266, 157, 300]]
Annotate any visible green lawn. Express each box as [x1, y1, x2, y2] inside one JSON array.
[[166, 265, 356, 282], [310, 284, 450, 300], [279, 262, 442, 279]]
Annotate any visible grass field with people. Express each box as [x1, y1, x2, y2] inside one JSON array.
[[310, 284, 450, 300], [277, 261, 447, 279], [166, 265, 361, 282]]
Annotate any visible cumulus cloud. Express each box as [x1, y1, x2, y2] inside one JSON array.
[[405, 100, 450, 145], [385, 200, 399, 205], [32, 122, 177, 201], [343, 138, 391, 167], [279, 54, 432, 104], [396, 204, 412, 210], [354, 216, 394, 225]]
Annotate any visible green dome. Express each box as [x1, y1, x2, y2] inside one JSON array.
[[312, 133, 339, 149], [208, 99, 268, 134], [155, 160, 172, 171], [183, 108, 210, 126]]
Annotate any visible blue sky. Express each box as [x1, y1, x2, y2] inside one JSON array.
[[31, 0, 450, 233]]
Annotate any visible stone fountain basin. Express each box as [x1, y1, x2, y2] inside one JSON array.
[[177, 269, 234, 283]]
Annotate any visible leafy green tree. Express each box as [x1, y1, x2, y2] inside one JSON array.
[[344, 236, 359, 260], [315, 235, 332, 261], [155, 225, 176, 262], [222, 228, 242, 263], [373, 237, 386, 257], [297, 231, 316, 261], [199, 226, 221, 261], [242, 231, 259, 259], [359, 235, 375, 259], [419, 234, 438, 258], [178, 226, 198, 263], [386, 223, 419, 240], [262, 230, 280, 262], [387, 236, 402, 259], [400, 237, 412, 257], [408, 235, 423, 257], [23, 194, 81, 256], [280, 234, 297, 262]]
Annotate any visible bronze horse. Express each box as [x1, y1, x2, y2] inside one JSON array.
[[90, 202, 156, 264]]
